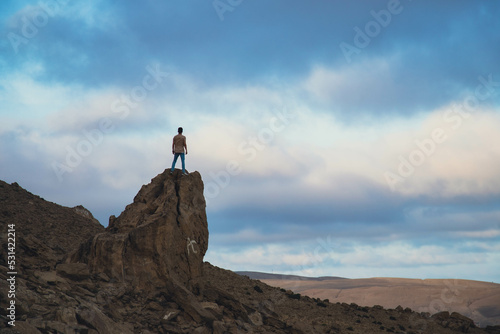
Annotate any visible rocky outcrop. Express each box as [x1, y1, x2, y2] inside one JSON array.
[[69, 169, 208, 291], [0, 173, 496, 334]]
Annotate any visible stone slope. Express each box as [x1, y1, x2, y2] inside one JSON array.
[[1, 172, 499, 334], [251, 274, 500, 327], [205, 264, 500, 334], [0, 180, 104, 269]]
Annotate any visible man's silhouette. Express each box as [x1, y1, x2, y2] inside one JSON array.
[[171, 127, 188, 175]]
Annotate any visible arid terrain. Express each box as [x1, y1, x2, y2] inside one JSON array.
[[240, 272, 500, 328], [1, 172, 500, 333]]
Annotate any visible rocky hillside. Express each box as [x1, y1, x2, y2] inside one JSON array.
[[241, 273, 500, 327], [1, 171, 499, 334], [0, 180, 104, 271]]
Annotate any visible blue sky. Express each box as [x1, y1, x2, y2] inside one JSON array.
[[1, 0, 499, 282]]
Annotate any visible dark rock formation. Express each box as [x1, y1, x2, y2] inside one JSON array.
[[69, 169, 208, 291], [0, 171, 495, 333]]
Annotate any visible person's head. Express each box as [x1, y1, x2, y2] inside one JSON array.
[[178, 127, 183, 134]]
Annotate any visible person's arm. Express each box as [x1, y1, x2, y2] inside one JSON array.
[[172, 138, 175, 154], [184, 137, 188, 155]]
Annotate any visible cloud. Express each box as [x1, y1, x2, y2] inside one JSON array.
[[2, 0, 500, 282], [3, 68, 499, 232], [4, 1, 498, 90], [303, 60, 403, 113], [205, 237, 500, 280], [382, 109, 500, 197], [455, 230, 500, 239]]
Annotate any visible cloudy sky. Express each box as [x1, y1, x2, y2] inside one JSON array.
[[1, 0, 499, 282]]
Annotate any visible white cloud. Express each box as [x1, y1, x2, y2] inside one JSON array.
[[3, 67, 500, 205], [455, 230, 500, 239], [340, 243, 473, 267], [381, 108, 500, 196], [303, 59, 396, 109], [63, 1, 120, 30], [0, 68, 74, 123], [206, 238, 500, 281]]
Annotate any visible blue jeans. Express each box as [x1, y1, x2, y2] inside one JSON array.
[[171, 153, 185, 173]]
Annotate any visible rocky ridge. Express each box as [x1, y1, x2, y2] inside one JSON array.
[[1, 170, 499, 334]]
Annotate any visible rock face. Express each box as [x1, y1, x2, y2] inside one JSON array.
[[1, 173, 498, 334], [70, 169, 208, 290]]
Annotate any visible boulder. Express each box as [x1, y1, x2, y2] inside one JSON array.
[[69, 169, 208, 291], [56, 263, 90, 281]]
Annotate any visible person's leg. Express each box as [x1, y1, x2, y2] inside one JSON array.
[[180, 153, 185, 173], [171, 153, 179, 172]]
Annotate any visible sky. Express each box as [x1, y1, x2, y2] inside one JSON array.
[[1, 0, 499, 283]]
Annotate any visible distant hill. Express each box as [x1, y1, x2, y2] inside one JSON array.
[[237, 271, 345, 281]]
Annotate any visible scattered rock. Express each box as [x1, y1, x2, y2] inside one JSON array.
[[56, 263, 90, 281], [162, 310, 180, 322]]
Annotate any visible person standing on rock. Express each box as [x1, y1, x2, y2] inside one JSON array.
[[171, 127, 188, 175]]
